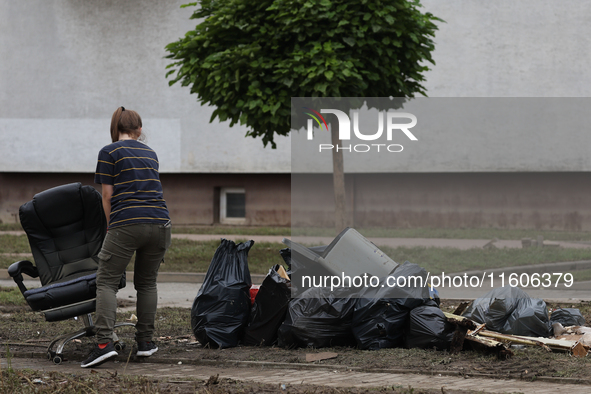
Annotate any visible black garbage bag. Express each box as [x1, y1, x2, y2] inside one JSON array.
[[475, 286, 525, 333], [279, 248, 292, 276], [351, 262, 433, 350], [277, 286, 356, 348], [243, 264, 291, 346], [406, 305, 456, 350], [462, 286, 551, 337], [191, 239, 253, 348], [550, 308, 586, 327], [506, 297, 553, 337]]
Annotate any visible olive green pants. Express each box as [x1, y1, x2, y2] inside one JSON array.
[[95, 221, 172, 343]]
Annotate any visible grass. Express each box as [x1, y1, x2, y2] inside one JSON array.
[[0, 287, 26, 306], [136, 239, 288, 274], [0, 223, 22, 232], [570, 268, 591, 282], [0, 235, 30, 253], [171, 225, 290, 236], [294, 227, 591, 242], [1, 233, 591, 276], [381, 245, 591, 275], [6, 221, 591, 241]]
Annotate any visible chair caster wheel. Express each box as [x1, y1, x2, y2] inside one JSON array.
[[53, 355, 63, 365], [114, 342, 126, 352], [47, 350, 56, 361]]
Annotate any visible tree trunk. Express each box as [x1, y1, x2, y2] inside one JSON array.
[[331, 123, 347, 234]]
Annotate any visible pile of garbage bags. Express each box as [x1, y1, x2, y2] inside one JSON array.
[[191, 231, 585, 353], [191, 238, 453, 351]]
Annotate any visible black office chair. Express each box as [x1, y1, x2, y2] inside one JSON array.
[[8, 182, 133, 364]]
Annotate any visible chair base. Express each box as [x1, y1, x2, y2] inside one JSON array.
[[47, 313, 136, 364]]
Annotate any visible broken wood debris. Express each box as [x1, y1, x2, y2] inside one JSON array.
[[476, 330, 552, 352], [444, 312, 513, 359], [445, 312, 589, 358], [305, 352, 338, 362], [443, 312, 590, 358]]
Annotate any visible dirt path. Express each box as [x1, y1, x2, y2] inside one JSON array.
[[0, 356, 574, 394]]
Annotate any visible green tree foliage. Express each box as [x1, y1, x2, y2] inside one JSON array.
[[165, 0, 441, 147]]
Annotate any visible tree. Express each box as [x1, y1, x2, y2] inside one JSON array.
[[165, 0, 440, 231]]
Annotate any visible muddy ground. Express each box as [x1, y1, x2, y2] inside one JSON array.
[[1, 300, 591, 384], [0, 369, 486, 394]]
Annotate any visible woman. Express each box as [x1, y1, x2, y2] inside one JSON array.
[[82, 106, 172, 368]]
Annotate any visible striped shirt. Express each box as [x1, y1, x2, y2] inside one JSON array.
[[94, 139, 170, 229]]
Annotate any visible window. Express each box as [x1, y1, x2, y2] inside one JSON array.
[[220, 188, 246, 224]]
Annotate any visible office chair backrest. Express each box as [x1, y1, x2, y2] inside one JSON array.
[[19, 183, 107, 286]]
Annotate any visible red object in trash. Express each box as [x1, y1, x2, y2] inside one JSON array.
[[249, 285, 260, 306]]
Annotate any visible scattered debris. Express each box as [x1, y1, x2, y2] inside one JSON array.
[[205, 374, 220, 386], [552, 322, 566, 336], [522, 236, 560, 249], [444, 312, 513, 359], [305, 352, 338, 362], [482, 238, 498, 249], [451, 301, 471, 316], [127, 314, 138, 324], [476, 330, 552, 352], [188, 232, 590, 362]]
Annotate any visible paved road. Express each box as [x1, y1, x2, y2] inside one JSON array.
[[0, 356, 580, 394]]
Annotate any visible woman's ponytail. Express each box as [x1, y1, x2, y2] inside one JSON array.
[[110, 106, 142, 142], [110, 106, 125, 143]]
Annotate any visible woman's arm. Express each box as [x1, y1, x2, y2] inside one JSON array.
[[101, 184, 114, 225]]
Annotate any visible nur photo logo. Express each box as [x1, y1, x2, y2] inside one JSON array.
[[303, 107, 418, 153]]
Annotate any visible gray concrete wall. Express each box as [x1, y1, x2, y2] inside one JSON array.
[[421, 0, 591, 97], [1, 1, 590, 174], [2, 1, 591, 229], [291, 98, 591, 173], [0, 0, 290, 174]]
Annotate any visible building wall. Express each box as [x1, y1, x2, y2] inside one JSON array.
[[0, 0, 291, 174], [4, 171, 588, 231], [293, 172, 591, 231], [0, 173, 290, 227], [421, 0, 591, 98], [2, 1, 591, 230]]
